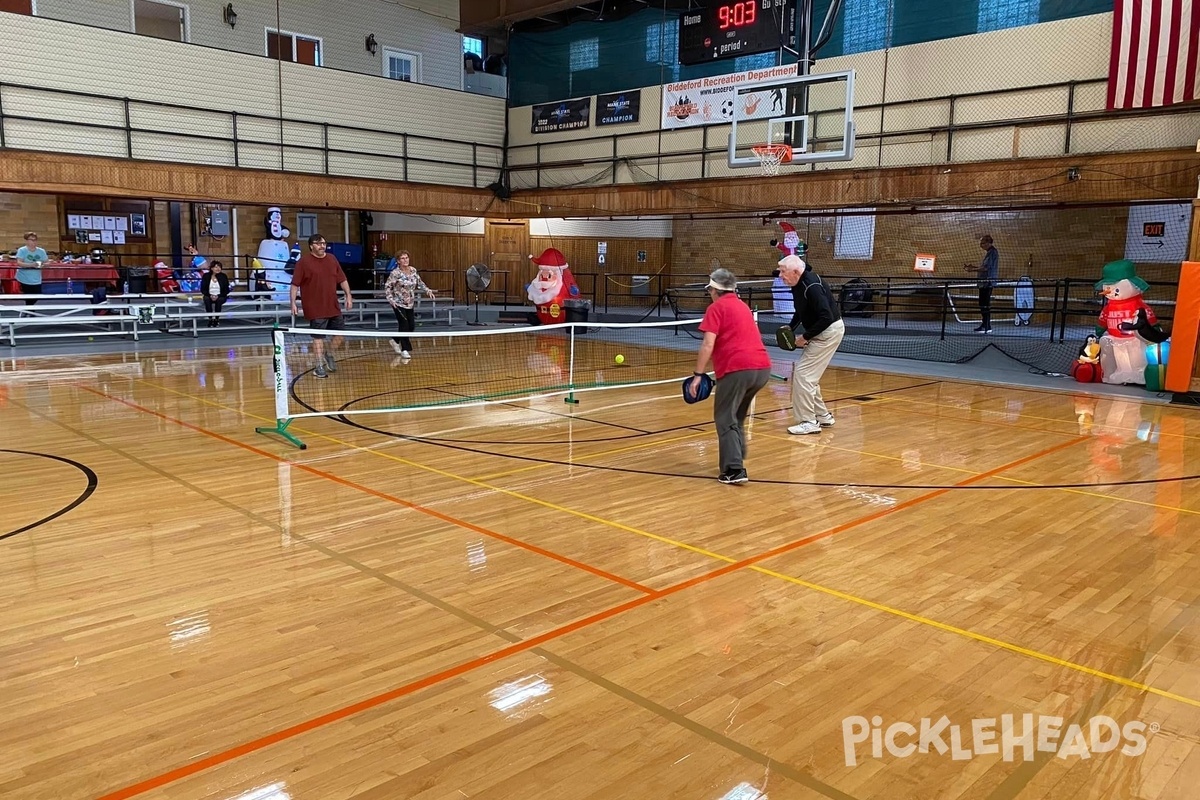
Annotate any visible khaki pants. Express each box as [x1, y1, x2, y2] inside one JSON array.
[[791, 319, 845, 423]]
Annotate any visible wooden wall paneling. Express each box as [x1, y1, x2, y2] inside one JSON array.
[[56, 195, 158, 266], [367, 232, 487, 301], [511, 150, 1200, 218], [527, 236, 672, 308], [0, 151, 495, 218], [485, 221, 531, 301]]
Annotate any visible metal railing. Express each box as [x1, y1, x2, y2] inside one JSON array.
[[0, 80, 504, 188], [507, 77, 1200, 187]]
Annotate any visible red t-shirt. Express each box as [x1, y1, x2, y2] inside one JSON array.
[[699, 293, 771, 379], [292, 253, 347, 320]]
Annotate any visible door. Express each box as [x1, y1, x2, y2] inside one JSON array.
[[485, 220, 529, 302]]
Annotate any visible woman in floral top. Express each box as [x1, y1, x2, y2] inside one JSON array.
[[384, 251, 436, 357]]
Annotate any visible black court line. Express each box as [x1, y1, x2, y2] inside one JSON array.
[[0, 449, 99, 542]]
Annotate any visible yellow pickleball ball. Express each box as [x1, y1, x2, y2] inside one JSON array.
[[615, 354, 625, 365]]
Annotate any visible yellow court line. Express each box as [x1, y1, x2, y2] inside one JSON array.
[[126, 379, 1200, 709], [133, 379, 737, 565], [748, 564, 1200, 709], [471, 430, 709, 482]]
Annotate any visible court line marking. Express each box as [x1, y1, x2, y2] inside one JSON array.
[[16, 396, 855, 800], [78, 385, 654, 596], [116, 382, 1200, 683], [134, 381, 739, 566], [470, 430, 710, 482], [82, 391, 1200, 800]]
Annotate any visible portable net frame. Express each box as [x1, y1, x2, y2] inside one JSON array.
[[256, 319, 703, 449]]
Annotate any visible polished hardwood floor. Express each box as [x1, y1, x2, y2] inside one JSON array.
[[1, 340, 1199, 800]]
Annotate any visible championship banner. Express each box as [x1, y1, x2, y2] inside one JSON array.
[[660, 64, 798, 130], [532, 97, 591, 134], [596, 90, 641, 126]]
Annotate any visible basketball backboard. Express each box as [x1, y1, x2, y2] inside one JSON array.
[[727, 69, 856, 170]]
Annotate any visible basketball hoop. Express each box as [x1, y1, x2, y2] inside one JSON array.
[[751, 143, 793, 176]]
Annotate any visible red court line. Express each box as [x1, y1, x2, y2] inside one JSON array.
[[88, 390, 1089, 800], [78, 385, 653, 595]]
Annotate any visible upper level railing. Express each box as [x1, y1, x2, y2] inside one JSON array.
[[0, 81, 504, 189], [506, 77, 1200, 188]]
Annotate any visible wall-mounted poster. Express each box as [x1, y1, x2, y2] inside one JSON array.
[[130, 213, 147, 236], [531, 97, 590, 134], [596, 90, 640, 126], [75, 229, 89, 244]]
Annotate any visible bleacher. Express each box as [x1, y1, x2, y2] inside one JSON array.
[[0, 290, 461, 346]]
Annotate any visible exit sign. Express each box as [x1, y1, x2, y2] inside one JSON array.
[[1143, 222, 1166, 237]]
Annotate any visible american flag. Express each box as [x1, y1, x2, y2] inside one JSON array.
[[1107, 0, 1199, 109]]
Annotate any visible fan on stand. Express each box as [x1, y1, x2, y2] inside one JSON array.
[[465, 262, 491, 326]]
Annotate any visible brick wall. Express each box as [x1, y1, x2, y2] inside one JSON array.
[[672, 206, 1185, 286], [0, 193, 61, 254]]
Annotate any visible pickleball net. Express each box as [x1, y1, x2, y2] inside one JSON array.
[[256, 319, 703, 449]]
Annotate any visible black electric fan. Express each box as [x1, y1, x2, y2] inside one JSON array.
[[465, 263, 491, 326]]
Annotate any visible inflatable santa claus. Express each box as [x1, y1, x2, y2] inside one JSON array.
[[526, 247, 581, 325]]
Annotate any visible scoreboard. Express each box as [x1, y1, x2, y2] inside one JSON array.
[[678, 0, 796, 66]]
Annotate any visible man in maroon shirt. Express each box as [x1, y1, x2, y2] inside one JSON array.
[[290, 234, 353, 379], [690, 268, 773, 484]]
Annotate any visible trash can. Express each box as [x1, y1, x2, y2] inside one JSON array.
[[564, 299, 590, 333]]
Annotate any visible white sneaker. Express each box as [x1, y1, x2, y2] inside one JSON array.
[[401, 350, 411, 358], [817, 414, 835, 427], [788, 422, 822, 435], [390, 340, 402, 353]]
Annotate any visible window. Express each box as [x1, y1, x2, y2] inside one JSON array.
[[843, 0, 890, 54], [133, 0, 187, 43], [645, 21, 680, 82], [267, 29, 322, 66], [296, 213, 318, 240], [733, 51, 775, 72], [463, 36, 484, 59], [382, 47, 420, 82], [978, 0, 1039, 32], [569, 37, 599, 72]]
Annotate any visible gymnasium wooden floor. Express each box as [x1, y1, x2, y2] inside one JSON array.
[[2, 339, 1199, 800]]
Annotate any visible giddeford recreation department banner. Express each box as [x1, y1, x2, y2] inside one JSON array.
[[660, 64, 799, 130]]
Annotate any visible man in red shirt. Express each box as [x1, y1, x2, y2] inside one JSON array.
[[290, 234, 353, 379], [690, 268, 772, 484]]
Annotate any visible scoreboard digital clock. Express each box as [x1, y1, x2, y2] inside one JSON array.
[[678, 0, 796, 66]]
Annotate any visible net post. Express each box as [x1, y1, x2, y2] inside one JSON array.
[[255, 325, 308, 450], [564, 323, 579, 404]]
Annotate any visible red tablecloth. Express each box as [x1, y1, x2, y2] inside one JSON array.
[[0, 263, 119, 294]]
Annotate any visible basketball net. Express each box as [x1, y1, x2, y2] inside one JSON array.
[[751, 143, 793, 177]]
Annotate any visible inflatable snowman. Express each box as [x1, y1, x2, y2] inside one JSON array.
[[1094, 259, 1157, 385], [256, 207, 292, 301]]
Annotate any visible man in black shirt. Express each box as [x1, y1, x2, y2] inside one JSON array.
[[776, 254, 846, 435]]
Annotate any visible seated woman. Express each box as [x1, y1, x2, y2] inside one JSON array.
[[200, 260, 230, 327]]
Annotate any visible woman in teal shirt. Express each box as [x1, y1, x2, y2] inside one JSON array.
[[15, 231, 48, 305]]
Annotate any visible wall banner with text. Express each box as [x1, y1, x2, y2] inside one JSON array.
[[532, 97, 591, 134], [596, 90, 641, 126]]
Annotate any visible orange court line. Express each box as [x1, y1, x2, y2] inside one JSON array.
[[86, 386, 1093, 800], [77, 385, 654, 596]]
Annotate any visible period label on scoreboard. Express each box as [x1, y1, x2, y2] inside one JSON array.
[[678, 0, 796, 66]]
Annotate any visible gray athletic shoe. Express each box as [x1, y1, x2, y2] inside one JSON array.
[[324, 352, 337, 373], [314, 365, 328, 379]]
